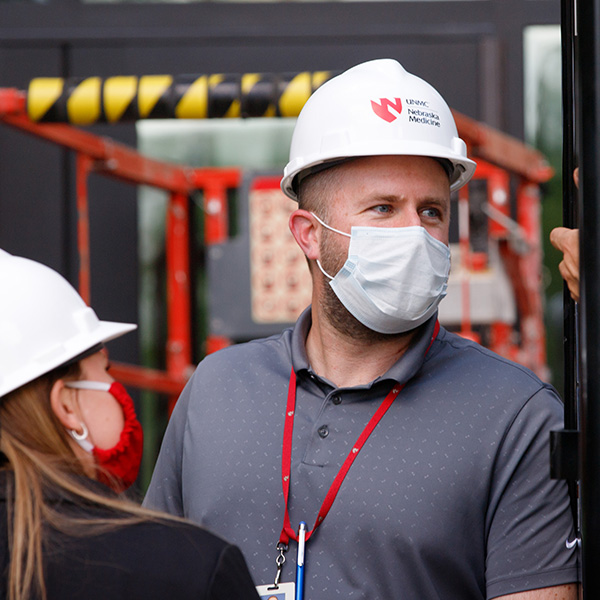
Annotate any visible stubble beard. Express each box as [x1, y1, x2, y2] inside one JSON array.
[[318, 229, 403, 344]]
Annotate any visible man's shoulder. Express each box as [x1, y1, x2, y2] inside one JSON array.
[[433, 326, 558, 397], [201, 327, 292, 366], [188, 326, 296, 388]]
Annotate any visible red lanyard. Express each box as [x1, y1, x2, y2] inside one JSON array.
[[278, 321, 440, 546]]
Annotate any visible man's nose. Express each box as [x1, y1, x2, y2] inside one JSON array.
[[396, 210, 422, 227]]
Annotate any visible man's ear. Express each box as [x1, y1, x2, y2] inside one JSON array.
[[289, 209, 321, 261], [50, 380, 81, 431]]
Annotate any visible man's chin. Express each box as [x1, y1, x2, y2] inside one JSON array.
[[320, 290, 412, 343]]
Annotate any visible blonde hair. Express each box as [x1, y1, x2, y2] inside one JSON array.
[[0, 363, 163, 600]]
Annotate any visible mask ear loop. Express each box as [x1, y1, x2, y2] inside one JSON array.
[[64, 381, 111, 392], [310, 213, 351, 238], [64, 382, 96, 452], [311, 213, 351, 280], [316, 259, 334, 281]]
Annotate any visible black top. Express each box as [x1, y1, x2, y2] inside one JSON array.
[[0, 472, 260, 600]]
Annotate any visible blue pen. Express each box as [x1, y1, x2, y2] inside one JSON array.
[[295, 521, 307, 600]]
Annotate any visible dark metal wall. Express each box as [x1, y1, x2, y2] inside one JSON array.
[[0, 0, 559, 365]]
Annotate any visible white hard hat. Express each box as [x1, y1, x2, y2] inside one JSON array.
[[0, 249, 136, 397], [281, 58, 476, 200]]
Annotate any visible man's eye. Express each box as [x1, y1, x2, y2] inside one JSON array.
[[372, 205, 392, 214], [422, 208, 441, 218]]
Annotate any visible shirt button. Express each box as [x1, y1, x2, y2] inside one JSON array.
[[318, 425, 329, 439], [332, 395, 342, 405]]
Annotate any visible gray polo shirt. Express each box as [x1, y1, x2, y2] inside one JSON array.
[[145, 309, 578, 599]]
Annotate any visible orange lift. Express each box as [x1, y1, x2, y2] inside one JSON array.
[[0, 74, 554, 407]]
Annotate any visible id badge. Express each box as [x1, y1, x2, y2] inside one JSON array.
[[256, 582, 295, 600]]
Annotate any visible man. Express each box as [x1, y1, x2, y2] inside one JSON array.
[[145, 59, 578, 599]]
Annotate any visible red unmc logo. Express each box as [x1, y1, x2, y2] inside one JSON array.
[[371, 98, 403, 123]]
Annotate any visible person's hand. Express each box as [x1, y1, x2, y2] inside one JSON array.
[[550, 226, 580, 302], [550, 168, 580, 302]]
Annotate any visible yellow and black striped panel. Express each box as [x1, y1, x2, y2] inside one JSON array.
[[241, 73, 276, 117], [28, 77, 103, 125], [277, 71, 331, 117], [27, 71, 334, 123], [174, 76, 208, 119], [27, 78, 64, 122], [104, 76, 139, 123]]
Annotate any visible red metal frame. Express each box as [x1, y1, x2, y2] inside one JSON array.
[[464, 159, 549, 377], [455, 124, 552, 378], [452, 110, 553, 184], [76, 153, 93, 304], [457, 177, 479, 342], [0, 88, 240, 406]]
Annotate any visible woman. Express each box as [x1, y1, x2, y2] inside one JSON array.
[[0, 249, 260, 600]]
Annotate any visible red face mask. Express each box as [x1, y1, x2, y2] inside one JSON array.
[[66, 381, 144, 493], [93, 382, 144, 492]]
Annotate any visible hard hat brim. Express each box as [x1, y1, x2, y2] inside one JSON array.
[[0, 319, 137, 398], [281, 149, 476, 201]]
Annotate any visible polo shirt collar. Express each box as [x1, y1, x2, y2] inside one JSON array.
[[380, 314, 439, 385], [290, 307, 439, 388], [290, 307, 312, 374]]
